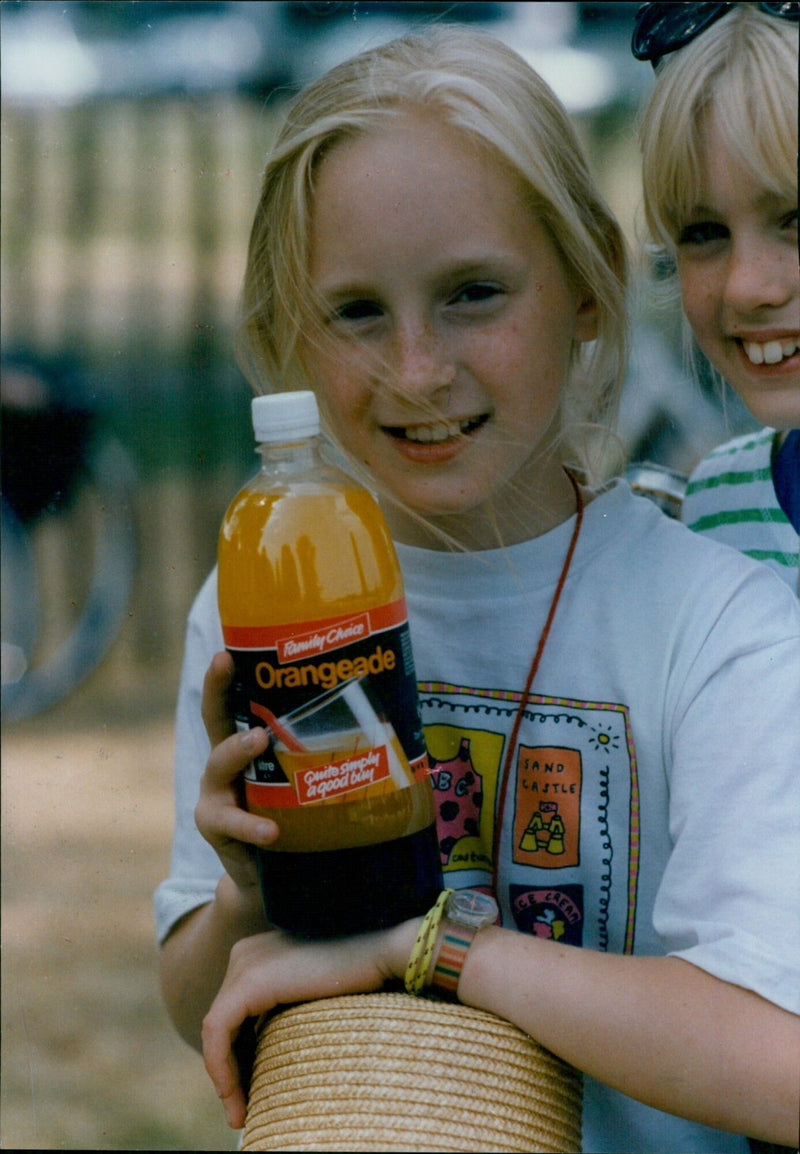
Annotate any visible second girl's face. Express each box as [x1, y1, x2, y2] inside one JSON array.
[[303, 113, 596, 548], [675, 115, 800, 430]]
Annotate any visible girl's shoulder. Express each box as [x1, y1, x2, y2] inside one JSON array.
[[680, 426, 785, 525], [598, 482, 800, 650], [686, 428, 777, 488], [594, 479, 795, 605]]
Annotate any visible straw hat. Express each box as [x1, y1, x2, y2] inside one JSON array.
[[241, 991, 582, 1152]]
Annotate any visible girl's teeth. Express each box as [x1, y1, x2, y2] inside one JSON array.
[[405, 419, 466, 443], [743, 339, 799, 365]]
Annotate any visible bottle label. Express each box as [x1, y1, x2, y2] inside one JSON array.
[[224, 597, 430, 809]]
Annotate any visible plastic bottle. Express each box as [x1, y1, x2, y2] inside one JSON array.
[[218, 391, 442, 937]]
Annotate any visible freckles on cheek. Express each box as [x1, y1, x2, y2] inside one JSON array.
[[677, 269, 713, 317]]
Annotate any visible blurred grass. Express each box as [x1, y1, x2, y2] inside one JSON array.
[[1, 682, 237, 1150], [1, 469, 237, 1148]]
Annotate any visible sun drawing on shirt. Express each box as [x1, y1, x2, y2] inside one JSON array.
[[587, 724, 619, 753]]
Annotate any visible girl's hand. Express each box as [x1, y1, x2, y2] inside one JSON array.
[[195, 651, 279, 894], [201, 925, 413, 1129]]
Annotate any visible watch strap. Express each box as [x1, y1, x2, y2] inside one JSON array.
[[430, 921, 476, 997], [403, 889, 453, 996]]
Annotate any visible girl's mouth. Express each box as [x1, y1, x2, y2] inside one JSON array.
[[383, 414, 489, 444], [740, 337, 800, 366]]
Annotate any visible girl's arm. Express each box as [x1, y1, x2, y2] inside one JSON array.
[[159, 652, 275, 1048], [462, 926, 798, 1147], [159, 873, 268, 1050], [202, 919, 800, 1144]]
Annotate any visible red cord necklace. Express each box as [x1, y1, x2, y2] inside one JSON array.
[[491, 470, 585, 897]]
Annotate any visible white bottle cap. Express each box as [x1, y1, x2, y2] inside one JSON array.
[[252, 391, 320, 443]]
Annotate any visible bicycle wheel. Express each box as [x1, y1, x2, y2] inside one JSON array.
[[1, 436, 137, 721]]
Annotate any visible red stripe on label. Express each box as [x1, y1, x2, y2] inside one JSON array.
[[223, 598, 408, 652], [244, 781, 297, 809]]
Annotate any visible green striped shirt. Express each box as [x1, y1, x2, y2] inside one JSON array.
[[681, 429, 798, 594]]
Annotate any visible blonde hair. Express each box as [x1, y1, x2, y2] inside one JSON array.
[[639, 5, 798, 251], [236, 26, 629, 488]]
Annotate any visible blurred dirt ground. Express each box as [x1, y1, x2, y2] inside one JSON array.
[[1, 671, 237, 1150]]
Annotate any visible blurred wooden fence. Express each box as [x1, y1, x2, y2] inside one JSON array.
[[1, 94, 283, 701]]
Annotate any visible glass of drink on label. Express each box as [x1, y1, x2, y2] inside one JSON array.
[[265, 678, 413, 806]]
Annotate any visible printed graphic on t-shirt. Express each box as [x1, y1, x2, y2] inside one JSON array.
[[426, 727, 503, 873], [420, 683, 640, 954], [514, 745, 581, 867], [509, 883, 584, 947]]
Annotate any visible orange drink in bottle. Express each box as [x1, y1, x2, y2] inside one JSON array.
[[218, 391, 441, 937]]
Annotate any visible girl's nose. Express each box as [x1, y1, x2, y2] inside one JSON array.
[[389, 321, 456, 398], [723, 237, 795, 315]]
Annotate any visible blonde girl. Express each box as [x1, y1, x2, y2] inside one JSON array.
[[635, 1, 799, 591], [155, 26, 800, 1152]]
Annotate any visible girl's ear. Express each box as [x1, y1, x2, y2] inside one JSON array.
[[574, 290, 599, 343]]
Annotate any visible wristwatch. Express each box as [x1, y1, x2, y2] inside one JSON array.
[[430, 889, 499, 998]]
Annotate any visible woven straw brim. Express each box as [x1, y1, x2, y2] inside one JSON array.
[[241, 992, 582, 1152]]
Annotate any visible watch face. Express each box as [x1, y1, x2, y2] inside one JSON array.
[[447, 889, 499, 930]]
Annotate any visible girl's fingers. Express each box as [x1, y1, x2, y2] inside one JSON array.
[[195, 726, 277, 851], [203, 1024, 249, 1129], [205, 725, 269, 788], [201, 651, 237, 747], [202, 959, 276, 1128], [202, 931, 402, 1129], [221, 1085, 247, 1131], [195, 792, 278, 850], [196, 729, 275, 845]]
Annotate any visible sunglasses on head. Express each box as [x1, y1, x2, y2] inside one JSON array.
[[632, 1, 800, 67]]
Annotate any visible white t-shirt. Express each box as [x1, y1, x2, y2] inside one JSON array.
[[155, 481, 800, 1154]]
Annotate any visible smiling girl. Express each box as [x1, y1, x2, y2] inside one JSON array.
[[154, 26, 800, 1152], [635, 2, 799, 592]]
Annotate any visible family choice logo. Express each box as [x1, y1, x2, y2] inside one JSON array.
[[277, 614, 370, 662]]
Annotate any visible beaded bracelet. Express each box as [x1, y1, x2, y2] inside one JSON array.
[[403, 889, 453, 995]]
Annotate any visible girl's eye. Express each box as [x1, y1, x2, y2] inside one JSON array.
[[450, 282, 502, 305], [677, 221, 728, 246], [781, 208, 798, 231], [333, 300, 382, 323]]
